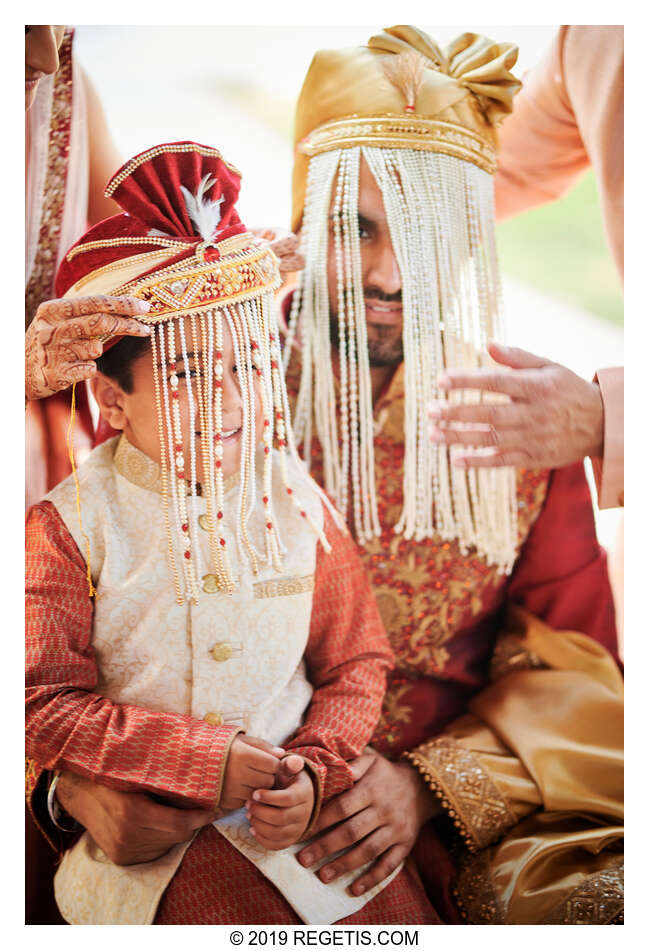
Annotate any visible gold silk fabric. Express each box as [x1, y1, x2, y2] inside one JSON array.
[[406, 605, 623, 923], [291, 25, 521, 229]]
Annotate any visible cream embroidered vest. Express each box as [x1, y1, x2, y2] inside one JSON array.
[[47, 437, 399, 924]]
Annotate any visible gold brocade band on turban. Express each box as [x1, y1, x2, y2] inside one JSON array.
[[291, 26, 521, 230]]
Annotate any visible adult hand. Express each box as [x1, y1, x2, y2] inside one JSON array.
[[55, 770, 217, 866], [219, 735, 285, 811], [295, 750, 439, 896], [250, 227, 305, 274], [25, 294, 152, 402], [429, 342, 604, 469]]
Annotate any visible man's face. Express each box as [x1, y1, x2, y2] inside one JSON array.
[[327, 156, 403, 367], [25, 26, 65, 112], [98, 315, 263, 483]]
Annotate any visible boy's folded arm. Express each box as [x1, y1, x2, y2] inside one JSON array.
[[283, 507, 394, 819], [26, 501, 241, 810]]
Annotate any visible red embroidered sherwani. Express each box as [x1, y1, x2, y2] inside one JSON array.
[[25, 441, 438, 924]]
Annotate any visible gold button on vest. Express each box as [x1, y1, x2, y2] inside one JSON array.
[[203, 711, 224, 726], [211, 642, 233, 662]]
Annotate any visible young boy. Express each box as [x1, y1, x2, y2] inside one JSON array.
[[25, 143, 438, 925]]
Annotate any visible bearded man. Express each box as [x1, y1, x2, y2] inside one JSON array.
[[27, 26, 623, 924]]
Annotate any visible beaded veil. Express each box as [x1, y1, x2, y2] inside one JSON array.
[[56, 142, 332, 604], [286, 27, 523, 571]]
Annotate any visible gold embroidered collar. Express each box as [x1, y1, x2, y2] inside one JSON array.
[[114, 435, 239, 496]]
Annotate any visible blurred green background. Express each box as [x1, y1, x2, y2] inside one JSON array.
[[496, 170, 623, 327]]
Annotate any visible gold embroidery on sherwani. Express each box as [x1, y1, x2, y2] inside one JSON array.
[[253, 575, 315, 599], [542, 861, 624, 925], [454, 852, 624, 925], [453, 848, 505, 924], [114, 434, 239, 497], [403, 736, 518, 852], [114, 435, 162, 493]]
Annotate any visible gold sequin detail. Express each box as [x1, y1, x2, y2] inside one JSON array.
[[404, 736, 518, 851], [253, 575, 315, 599]]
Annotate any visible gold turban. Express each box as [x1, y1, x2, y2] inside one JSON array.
[[291, 25, 521, 230]]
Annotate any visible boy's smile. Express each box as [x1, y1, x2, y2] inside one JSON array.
[[92, 315, 264, 484]]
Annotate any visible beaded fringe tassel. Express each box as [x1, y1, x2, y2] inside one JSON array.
[[287, 145, 518, 572], [151, 294, 333, 605]]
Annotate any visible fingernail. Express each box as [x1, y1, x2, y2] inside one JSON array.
[[429, 427, 443, 442], [249, 827, 256, 837], [454, 458, 467, 468], [135, 300, 151, 312], [428, 406, 440, 419], [320, 868, 336, 883], [299, 851, 313, 867], [273, 747, 285, 756], [352, 884, 365, 896], [437, 374, 450, 389], [252, 791, 261, 801]]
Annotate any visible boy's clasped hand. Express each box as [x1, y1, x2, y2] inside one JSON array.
[[221, 735, 315, 849]]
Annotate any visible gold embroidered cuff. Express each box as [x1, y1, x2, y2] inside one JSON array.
[[542, 861, 624, 925], [403, 736, 518, 852]]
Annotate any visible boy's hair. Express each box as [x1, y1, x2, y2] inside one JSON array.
[[95, 335, 152, 393]]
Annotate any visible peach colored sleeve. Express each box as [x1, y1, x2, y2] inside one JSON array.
[[591, 367, 624, 508], [495, 26, 623, 280]]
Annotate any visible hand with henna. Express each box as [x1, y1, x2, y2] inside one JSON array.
[[25, 294, 152, 402]]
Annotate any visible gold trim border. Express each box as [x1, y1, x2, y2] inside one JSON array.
[[298, 115, 497, 175], [105, 144, 242, 198]]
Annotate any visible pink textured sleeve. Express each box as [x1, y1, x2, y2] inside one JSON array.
[[26, 501, 240, 808], [591, 367, 624, 508]]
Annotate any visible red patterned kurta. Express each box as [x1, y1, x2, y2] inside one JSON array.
[[26, 497, 438, 923]]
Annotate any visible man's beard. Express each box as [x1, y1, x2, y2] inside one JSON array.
[[329, 295, 403, 368]]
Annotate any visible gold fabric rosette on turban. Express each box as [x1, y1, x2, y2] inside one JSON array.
[[292, 26, 521, 230]]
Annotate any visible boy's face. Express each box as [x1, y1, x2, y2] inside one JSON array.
[[94, 315, 264, 483]]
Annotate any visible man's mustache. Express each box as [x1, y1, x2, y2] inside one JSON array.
[[363, 289, 402, 304]]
